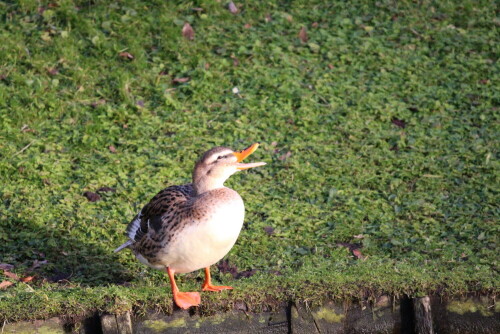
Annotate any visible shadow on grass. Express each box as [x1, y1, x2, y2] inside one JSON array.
[[0, 216, 133, 286]]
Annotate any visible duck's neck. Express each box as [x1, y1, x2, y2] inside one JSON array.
[[193, 177, 225, 195]]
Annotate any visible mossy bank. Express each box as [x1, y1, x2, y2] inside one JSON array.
[[0, 0, 498, 322]]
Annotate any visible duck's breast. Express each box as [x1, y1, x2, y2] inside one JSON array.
[[165, 188, 245, 273]]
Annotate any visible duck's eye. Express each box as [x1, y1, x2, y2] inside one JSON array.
[[217, 155, 224, 160]]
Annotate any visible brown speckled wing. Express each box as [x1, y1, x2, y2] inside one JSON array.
[[131, 184, 194, 243], [128, 184, 196, 263]]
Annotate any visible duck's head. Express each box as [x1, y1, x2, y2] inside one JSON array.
[[193, 143, 266, 194]]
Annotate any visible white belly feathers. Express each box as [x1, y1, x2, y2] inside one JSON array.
[[149, 189, 245, 273]]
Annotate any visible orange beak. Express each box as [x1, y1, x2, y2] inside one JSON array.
[[233, 143, 266, 170]]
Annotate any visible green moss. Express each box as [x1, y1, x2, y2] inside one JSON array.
[[314, 307, 345, 323], [37, 325, 65, 334], [143, 318, 186, 332], [291, 307, 299, 319], [2, 320, 64, 334], [447, 300, 494, 317], [3, 324, 37, 334], [207, 313, 228, 326]]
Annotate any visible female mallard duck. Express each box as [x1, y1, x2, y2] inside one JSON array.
[[114, 143, 265, 309]]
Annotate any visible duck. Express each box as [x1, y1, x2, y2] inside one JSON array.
[[114, 143, 266, 309]]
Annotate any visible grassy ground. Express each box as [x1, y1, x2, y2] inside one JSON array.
[[0, 0, 498, 322]]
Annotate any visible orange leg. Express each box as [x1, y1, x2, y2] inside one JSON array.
[[166, 267, 200, 309], [202, 267, 233, 292]]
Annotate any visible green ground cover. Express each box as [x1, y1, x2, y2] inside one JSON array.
[[0, 0, 498, 322]]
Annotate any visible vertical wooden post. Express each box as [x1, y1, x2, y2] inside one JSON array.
[[413, 296, 434, 334]]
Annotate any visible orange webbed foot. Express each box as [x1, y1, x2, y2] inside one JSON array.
[[173, 291, 201, 309], [202, 267, 233, 292], [202, 284, 233, 292]]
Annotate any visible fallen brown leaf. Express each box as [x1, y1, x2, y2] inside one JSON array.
[[228, 1, 238, 14], [278, 151, 292, 161], [172, 77, 190, 84], [20, 124, 29, 131], [391, 118, 406, 128], [352, 248, 366, 260], [83, 191, 101, 202], [20, 124, 35, 133], [21, 276, 34, 283], [91, 99, 106, 108], [47, 67, 59, 76], [243, 23, 252, 29], [3, 270, 20, 281], [263, 226, 275, 235], [108, 145, 116, 153], [337, 242, 362, 252], [0, 281, 14, 289], [182, 23, 195, 40], [231, 55, 239, 66], [265, 14, 272, 22], [29, 259, 48, 271], [298, 26, 308, 43], [312, 22, 319, 28], [217, 259, 238, 278], [337, 242, 366, 260], [118, 51, 134, 60], [236, 269, 256, 279], [216, 259, 257, 279]]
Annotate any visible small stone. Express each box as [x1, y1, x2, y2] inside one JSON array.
[[234, 300, 248, 311]]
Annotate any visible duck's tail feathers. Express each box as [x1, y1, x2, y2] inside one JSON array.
[[114, 210, 144, 253], [113, 239, 134, 253], [126, 211, 145, 241]]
